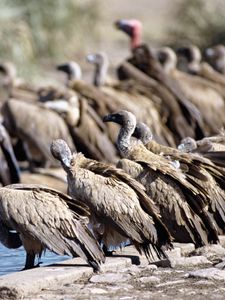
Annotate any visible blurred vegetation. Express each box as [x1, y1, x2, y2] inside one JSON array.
[[169, 0, 225, 49], [0, 0, 100, 80]]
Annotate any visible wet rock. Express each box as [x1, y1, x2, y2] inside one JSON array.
[[172, 243, 195, 256], [170, 256, 212, 268], [190, 245, 225, 260], [89, 272, 131, 284], [138, 276, 160, 284], [189, 267, 225, 281]]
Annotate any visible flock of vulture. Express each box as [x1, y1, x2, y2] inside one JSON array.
[[1, 19, 225, 272]]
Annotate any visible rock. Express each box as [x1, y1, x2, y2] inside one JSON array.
[[86, 288, 107, 294], [189, 267, 225, 281], [145, 264, 158, 271], [120, 265, 142, 275], [170, 256, 212, 268], [165, 247, 181, 259], [138, 276, 160, 284], [214, 259, 225, 269], [190, 245, 225, 260], [172, 243, 195, 256], [219, 235, 225, 248], [89, 272, 131, 284], [151, 259, 171, 268], [156, 279, 186, 287]]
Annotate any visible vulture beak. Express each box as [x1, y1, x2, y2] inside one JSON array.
[[57, 63, 70, 74], [86, 54, 96, 64], [114, 19, 134, 37], [204, 48, 215, 58]]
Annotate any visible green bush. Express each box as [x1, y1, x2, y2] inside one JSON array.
[[169, 0, 225, 49], [0, 0, 100, 79]]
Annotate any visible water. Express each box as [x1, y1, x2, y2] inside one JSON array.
[[0, 244, 70, 276]]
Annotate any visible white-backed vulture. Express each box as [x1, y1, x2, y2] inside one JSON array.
[[51, 139, 173, 261], [103, 110, 219, 246], [205, 45, 225, 74], [85, 51, 176, 147], [156, 47, 225, 136], [114, 21, 205, 142], [0, 62, 38, 103], [0, 122, 68, 192], [177, 45, 225, 94], [1, 98, 75, 168], [0, 184, 105, 271], [132, 121, 225, 234]]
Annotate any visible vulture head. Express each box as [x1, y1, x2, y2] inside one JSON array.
[[204, 44, 225, 74], [57, 61, 82, 81], [50, 139, 73, 169], [103, 110, 136, 128], [86, 52, 109, 87], [114, 19, 142, 49], [178, 137, 197, 152], [133, 122, 153, 145], [155, 47, 177, 74], [176, 45, 201, 74]]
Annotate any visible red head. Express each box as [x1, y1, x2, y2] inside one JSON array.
[[115, 19, 142, 49]]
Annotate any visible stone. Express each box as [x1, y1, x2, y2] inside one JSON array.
[[138, 276, 160, 284], [219, 235, 225, 248], [214, 259, 225, 269], [89, 272, 131, 284], [172, 243, 195, 256], [156, 279, 186, 287], [145, 264, 158, 271], [190, 244, 225, 260], [86, 288, 107, 294], [170, 256, 212, 268], [189, 267, 225, 281], [151, 259, 171, 268], [165, 247, 181, 259]]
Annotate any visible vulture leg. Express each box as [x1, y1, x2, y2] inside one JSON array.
[[23, 252, 37, 270], [102, 244, 114, 256]]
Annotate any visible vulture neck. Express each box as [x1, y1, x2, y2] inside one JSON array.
[[117, 120, 136, 157], [131, 32, 142, 49], [94, 60, 108, 87]]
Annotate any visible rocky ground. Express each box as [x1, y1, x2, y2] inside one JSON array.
[[21, 238, 225, 300]]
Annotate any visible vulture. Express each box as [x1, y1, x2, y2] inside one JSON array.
[[0, 123, 20, 186], [0, 62, 38, 103], [177, 45, 225, 95], [1, 98, 75, 168], [0, 122, 67, 192], [56, 62, 118, 164], [86, 51, 176, 147], [179, 135, 225, 153], [156, 47, 225, 136], [0, 184, 105, 271], [103, 110, 220, 245], [115, 20, 205, 143], [205, 44, 225, 74], [51, 139, 173, 261], [132, 121, 225, 234]]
